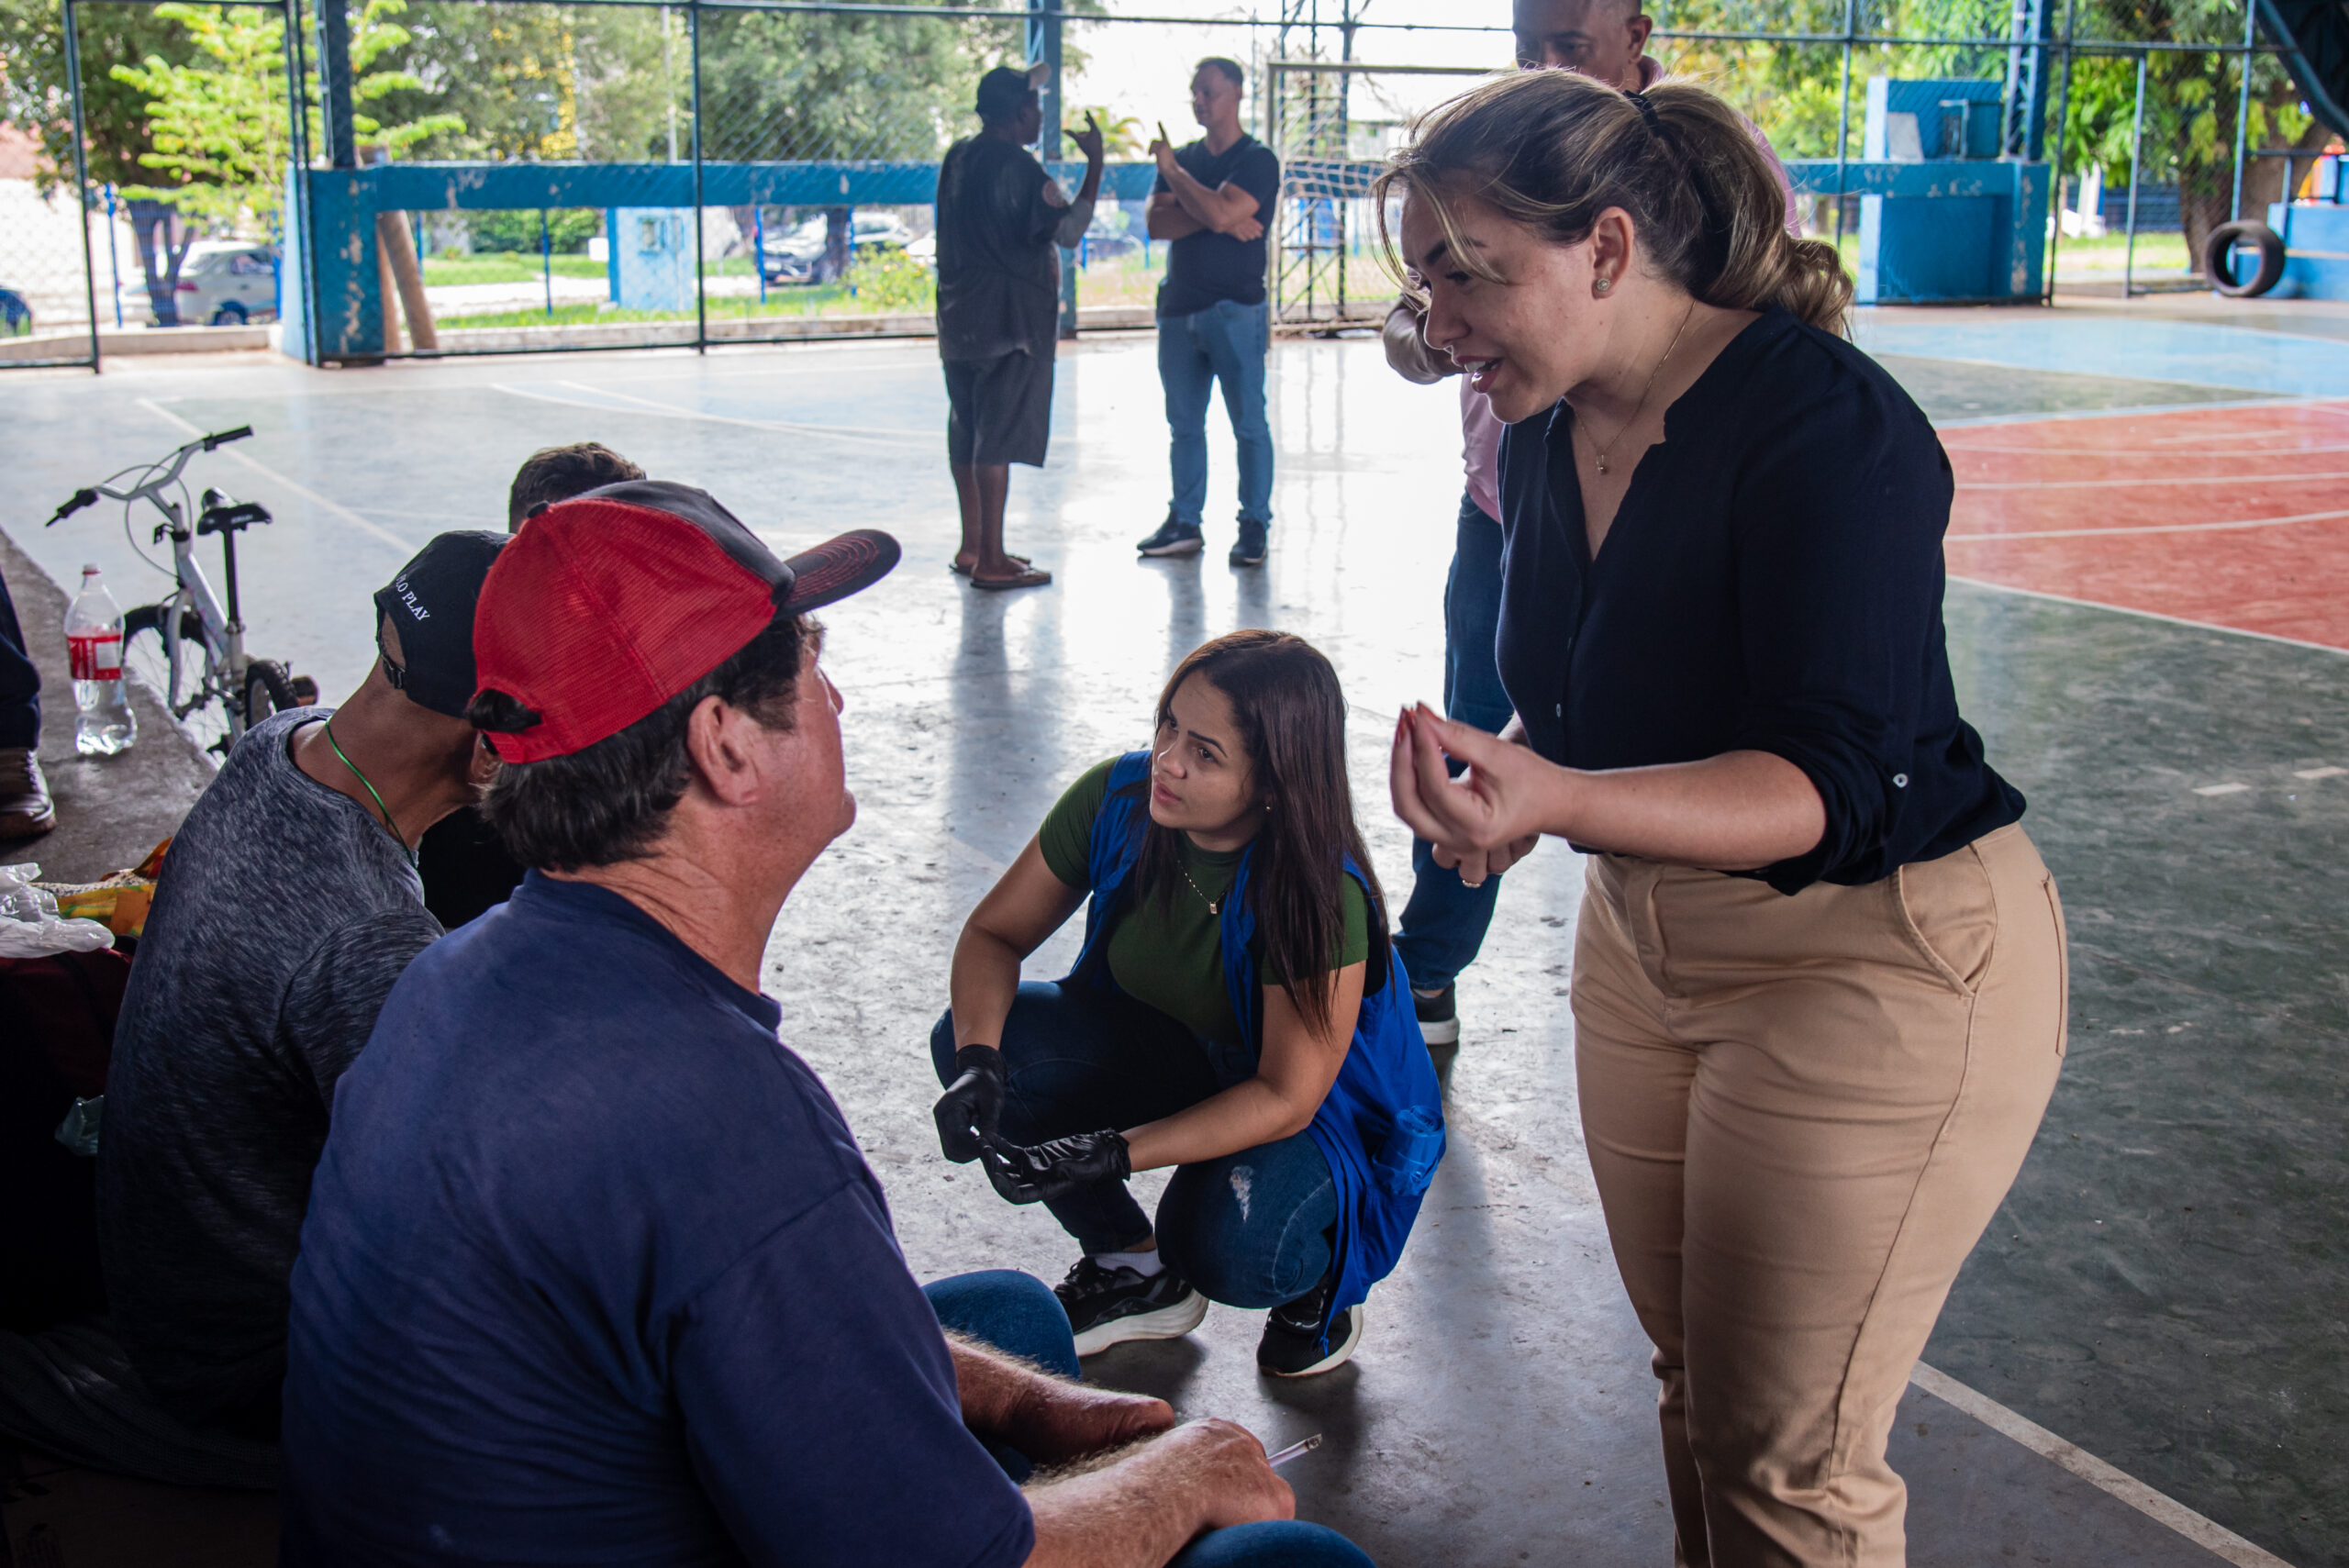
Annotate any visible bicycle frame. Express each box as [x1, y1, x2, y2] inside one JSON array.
[[50, 426, 262, 743]]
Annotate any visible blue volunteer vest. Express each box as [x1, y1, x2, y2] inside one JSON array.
[[1065, 751, 1445, 1338]]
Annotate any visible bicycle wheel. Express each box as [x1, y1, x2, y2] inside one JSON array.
[[123, 602, 230, 758], [242, 661, 300, 732]]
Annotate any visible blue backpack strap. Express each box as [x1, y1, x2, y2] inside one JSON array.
[[1062, 751, 1153, 988]]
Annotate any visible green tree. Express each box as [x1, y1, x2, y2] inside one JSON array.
[[0, 0, 186, 191]]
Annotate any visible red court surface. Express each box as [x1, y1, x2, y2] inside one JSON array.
[[1941, 400, 2349, 651]]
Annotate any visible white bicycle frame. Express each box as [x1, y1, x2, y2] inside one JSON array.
[[54, 428, 262, 745]]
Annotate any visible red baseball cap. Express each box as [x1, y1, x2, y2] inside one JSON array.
[[471, 480, 898, 762]]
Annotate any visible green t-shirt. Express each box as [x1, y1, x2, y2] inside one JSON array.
[[1037, 758, 1371, 1047]]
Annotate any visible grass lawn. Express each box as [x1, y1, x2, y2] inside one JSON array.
[[440, 282, 922, 329], [421, 254, 607, 286]]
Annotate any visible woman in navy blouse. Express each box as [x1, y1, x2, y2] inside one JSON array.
[[1379, 72, 2069, 1567]]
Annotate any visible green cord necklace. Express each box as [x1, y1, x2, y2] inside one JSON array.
[[324, 718, 417, 869]]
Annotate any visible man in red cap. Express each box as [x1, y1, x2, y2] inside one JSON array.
[[278, 482, 1367, 1568]]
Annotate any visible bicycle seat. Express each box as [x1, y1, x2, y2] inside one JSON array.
[[197, 487, 273, 536]]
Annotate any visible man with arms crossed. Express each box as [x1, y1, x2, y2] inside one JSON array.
[[1381, 0, 1801, 1048], [280, 482, 1372, 1568], [1137, 58, 1282, 568]]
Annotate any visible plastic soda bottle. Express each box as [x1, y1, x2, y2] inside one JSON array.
[[66, 563, 136, 757]]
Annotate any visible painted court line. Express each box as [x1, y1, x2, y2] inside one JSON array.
[[1945, 506, 2349, 542], [484, 380, 931, 445], [135, 398, 416, 553], [2294, 766, 2346, 780], [1909, 1364, 2293, 1567], [1956, 471, 2349, 492], [2194, 782, 2254, 796], [1951, 576, 2349, 659]]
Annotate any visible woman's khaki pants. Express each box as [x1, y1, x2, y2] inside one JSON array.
[[1574, 824, 2067, 1568]]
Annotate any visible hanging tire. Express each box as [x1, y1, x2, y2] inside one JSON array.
[[2204, 221, 2286, 297], [242, 661, 299, 732]]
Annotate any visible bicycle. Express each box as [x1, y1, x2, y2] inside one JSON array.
[[49, 425, 317, 757]]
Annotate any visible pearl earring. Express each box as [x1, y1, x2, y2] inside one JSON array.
[[1595, 277, 1613, 295]]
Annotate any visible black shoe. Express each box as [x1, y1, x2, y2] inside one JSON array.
[[1228, 517, 1268, 567], [0, 749, 55, 840], [1412, 984, 1459, 1046], [1054, 1257, 1208, 1356], [1257, 1274, 1364, 1378], [1137, 516, 1206, 557]]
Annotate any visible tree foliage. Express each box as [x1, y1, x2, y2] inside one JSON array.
[[0, 0, 185, 190]]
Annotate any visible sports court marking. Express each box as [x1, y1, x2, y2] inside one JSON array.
[[490, 380, 931, 444], [1943, 401, 2349, 651], [1909, 1364, 2294, 1567], [135, 397, 417, 553]]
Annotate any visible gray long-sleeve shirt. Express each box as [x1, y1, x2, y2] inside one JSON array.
[[98, 707, 440, 1429]]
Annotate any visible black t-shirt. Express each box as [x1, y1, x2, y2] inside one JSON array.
[[1153, 134, 1281, 318], [416, 804, 526, 930], [1494, 306, 2024, 895], [936, 134, 1063, 361]]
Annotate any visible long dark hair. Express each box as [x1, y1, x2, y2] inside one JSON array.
[[1135, 630, 1386, 1037]]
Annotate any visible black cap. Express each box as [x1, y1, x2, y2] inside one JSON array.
[[373, 530, 508, 718], [976, 61, 1051, 122]]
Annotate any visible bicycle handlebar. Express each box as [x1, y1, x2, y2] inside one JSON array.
[[203, 426, 252, 451], [47, 488, 99, 526]]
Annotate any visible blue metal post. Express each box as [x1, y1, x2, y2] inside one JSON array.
[[61, 0, 101, 370], [316, 0, 356, 170], [541, 208, 553, 317], [105, 183, 122, 328], [1030, 0, 1075, 338], [755, 205, 767, 304]]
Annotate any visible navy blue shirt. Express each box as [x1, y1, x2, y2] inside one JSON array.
[[1495, 307, 2022, 894], [280, 873, 1033, 1567]]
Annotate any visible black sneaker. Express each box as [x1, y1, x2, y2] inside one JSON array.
[[1412, 984, 1460, 1046], [1054, 1257, 1208, 1356], [1137, 516, 1206, 557], [1256, 1274, 1364, 1378], [1228, 517, 1268, 567]]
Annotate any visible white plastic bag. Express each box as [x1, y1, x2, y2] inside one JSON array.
[[0, 862, 116, 957]]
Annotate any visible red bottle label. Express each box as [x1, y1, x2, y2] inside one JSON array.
[[69, 632, 122, 682]]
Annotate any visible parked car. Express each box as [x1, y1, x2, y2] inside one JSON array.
[[0, 286, 30, 336], [119, 241, 279, 327], [760, 213, 918, 284]]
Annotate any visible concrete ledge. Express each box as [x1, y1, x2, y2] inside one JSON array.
[[406, 304, 1161, 356], [0, 325, 272, 363]]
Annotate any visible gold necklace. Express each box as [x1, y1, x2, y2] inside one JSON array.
[[1179, 862, 1223, 917], [1585, 299, 1697, 476]]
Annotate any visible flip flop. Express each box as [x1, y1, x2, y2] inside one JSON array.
[[968, 566, 1053, 591], [951, 553, 1031, 577]]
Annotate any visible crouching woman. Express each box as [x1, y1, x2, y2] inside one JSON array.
[[931, 630, 1443, 1378]]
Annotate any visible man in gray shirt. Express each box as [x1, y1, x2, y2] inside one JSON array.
[[934, 62, 1104, 591], [98, 530, 506, 1437]]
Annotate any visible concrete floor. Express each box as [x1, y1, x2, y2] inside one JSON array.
[[2, 294, 2342, 1566]]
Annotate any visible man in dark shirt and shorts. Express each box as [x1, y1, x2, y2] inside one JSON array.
[[98, 530, 504, 1438], [937, 63, 1105, 592], [1137, 58, 1283, 568], [281, 483, 1360, 1567]]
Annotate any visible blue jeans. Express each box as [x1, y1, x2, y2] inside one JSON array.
[[930, 982, 1336, 1308], [0, 565, 39, 751], [923, 1271, 1379, 1565], [1159, 298, 1274, 528], [1393, 494, 1512, 993]]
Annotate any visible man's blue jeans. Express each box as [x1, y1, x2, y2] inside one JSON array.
[[0, 565, 41, 751], [1392, 494, 1513, 995], [925, 1270, 1375, 1567], [1159, 298, 1274, 528], [930, 982, 1337, 1308]]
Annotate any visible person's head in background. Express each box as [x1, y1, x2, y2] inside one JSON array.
[[974, 62, 1048, 146], [1513, 0, 1653, 89], [1190, 57, 1246, 136], [507, 443, 646, 532]]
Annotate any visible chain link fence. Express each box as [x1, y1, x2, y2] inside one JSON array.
[[1, 0, 2332, 367]]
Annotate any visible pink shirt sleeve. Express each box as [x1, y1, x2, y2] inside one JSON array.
[[1461, 382, 1505, 523]]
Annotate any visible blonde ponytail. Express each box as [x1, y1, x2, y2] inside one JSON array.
[[1375, 72, 1852, 336]]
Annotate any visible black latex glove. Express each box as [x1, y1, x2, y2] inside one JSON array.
[[933, 1044, 1007, 1163], [978, 1129, 1132, 1206]]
